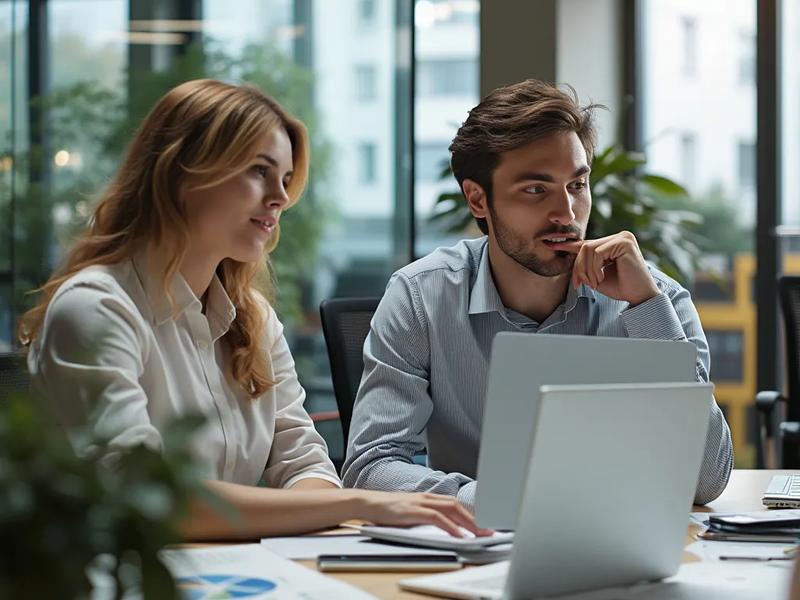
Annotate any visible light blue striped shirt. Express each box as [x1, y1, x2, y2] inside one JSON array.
[[342, 237, 733, 507]]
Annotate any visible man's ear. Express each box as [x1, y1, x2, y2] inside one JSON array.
[[462, 179, 488, 220]]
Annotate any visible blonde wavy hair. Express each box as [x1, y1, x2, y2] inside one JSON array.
[[18, 78, 309, 398]]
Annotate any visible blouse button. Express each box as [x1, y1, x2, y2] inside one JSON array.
[[198, 340, 208, 350]]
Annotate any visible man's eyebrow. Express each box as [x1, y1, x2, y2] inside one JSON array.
[[512, 165, 591, 184], [256, 153, 293, 176]]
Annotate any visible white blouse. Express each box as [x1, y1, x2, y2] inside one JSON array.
[[28, 252, 340, 488]]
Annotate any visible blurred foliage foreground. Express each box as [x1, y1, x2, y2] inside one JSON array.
[[0, 392, 220, 599]]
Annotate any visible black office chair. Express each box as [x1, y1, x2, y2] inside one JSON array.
[[756, 276, 800, 468], [319, 297, 381, 446], [0, 351, 30, 400]]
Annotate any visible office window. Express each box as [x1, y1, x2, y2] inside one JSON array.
[[415, 141, 449, 182], [679, 132, 696, 189], [642, 0, 756, 465], [354, 64, 377, 101], [706, 330, 744, 382], [417, 59, 477, 97], [358, 142, 377, 184], [357, 0, 376, 26], [738, 30, 755, 86], [414, 0, 479, 257], [680, 16, 697, 78], [782, 0, 800, 227], [737, 140, 756, 190], [415, 0, 478, 27]]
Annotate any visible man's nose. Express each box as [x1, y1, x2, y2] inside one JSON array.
[[548, 188, 575, 225]]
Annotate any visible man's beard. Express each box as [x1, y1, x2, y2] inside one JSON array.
[[488, 203, 582, 278]]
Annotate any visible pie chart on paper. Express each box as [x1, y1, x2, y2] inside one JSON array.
[[176, 574, 278, 599]]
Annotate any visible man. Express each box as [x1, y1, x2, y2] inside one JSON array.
[[341, 79, 732, 509]]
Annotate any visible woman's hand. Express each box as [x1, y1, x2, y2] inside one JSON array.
[[353, 490, 493, 538]]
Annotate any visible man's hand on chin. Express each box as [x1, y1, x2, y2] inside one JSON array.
[[551, 231, 661, 307]]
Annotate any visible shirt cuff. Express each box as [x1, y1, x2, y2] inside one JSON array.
[[284, 471, 343, 489], [456, 480, 477, 513], [621, 292, 686, 341]]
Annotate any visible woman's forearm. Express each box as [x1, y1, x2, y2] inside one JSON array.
[[179, 480, 364, 541]]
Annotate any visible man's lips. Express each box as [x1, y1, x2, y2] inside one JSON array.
[[539, 234, 581, 249]]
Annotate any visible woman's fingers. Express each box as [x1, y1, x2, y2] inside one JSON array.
[[366, 491, 493, 538], [421, 496, 493, 536], [422, 508, 465, 538]]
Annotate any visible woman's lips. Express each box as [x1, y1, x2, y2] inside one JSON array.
[[250, 217, 277, 234]]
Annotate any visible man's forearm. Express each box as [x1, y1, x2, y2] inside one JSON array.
[[344, 451, 475, 504], [693, 403, 733, 505]]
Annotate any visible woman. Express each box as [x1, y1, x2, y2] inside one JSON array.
[[20, 79, 487, 540]]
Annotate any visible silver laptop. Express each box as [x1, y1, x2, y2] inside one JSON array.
[[475, 333, 697, 529], [763, 473, 800, 508], [402, 382, 714, 599]]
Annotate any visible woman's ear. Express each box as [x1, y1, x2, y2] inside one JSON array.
[[462, 179, 488, 220]]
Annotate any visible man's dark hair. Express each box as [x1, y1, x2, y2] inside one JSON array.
[[450, 79, 600, 234]]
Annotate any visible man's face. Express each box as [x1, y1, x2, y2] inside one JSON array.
[[480, 131, 591, 277]]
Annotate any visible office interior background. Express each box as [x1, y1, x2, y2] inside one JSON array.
[[0, 0, 797, 467]]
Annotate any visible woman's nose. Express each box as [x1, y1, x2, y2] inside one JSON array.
[[265, 184, 290, 208]]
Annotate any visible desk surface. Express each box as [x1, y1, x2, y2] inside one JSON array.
[[296, 470, 791, 599]]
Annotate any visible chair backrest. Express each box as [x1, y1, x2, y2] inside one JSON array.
[[0, 352, 30, 400], [779, 276, 800, 423], [319, 297, 381, 444]]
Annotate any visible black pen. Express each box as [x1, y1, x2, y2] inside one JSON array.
[[719, 555, 792, 561]]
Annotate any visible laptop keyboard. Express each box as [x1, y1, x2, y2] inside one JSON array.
[[468, 575, 506, 591], [764, 474, 800, 507]]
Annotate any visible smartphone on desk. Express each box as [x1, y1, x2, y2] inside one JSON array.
[[317, 553, 462, 572]]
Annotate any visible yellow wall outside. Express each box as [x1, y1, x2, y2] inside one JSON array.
[[696, 254, 800, 467]]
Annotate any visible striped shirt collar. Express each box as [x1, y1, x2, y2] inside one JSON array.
[[467, 237, 597, 318]]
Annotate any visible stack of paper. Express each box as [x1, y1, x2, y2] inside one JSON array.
[[698, 510, 800, 542]]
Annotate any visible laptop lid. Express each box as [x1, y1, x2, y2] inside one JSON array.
[[504, 382, 713, 598], [475, 333, 697, 529]]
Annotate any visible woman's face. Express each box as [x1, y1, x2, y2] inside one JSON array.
[[182, 126, 294, 265]]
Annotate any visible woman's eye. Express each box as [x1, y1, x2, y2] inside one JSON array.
[[253, 165, 268, 178]]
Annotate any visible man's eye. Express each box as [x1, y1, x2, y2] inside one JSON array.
[[525, 185, 546, 194], [570, 181, 587, 190]]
